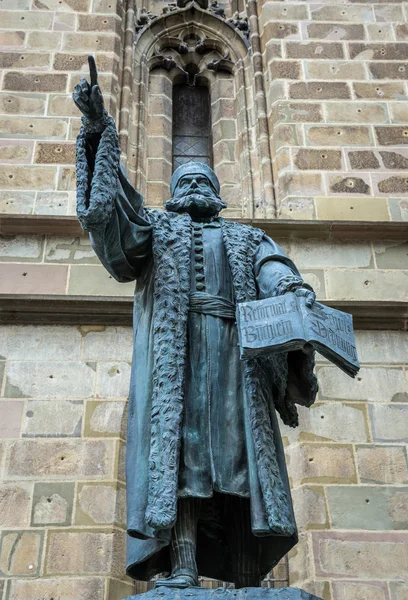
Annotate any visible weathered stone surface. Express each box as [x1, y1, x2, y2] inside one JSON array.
[[27, 31, 61, 50], [376, 175, 408, 195], [286, 443, 356, 487], [6, 439, 115, 479], [306, 23, 365, 41], [76, 483, 117, 525], [269, 61, 301, 80], [262, 22, 299, 41], [5, 361, 95, 399], [290, 82, 350, 100], [0, 140, 34, 162], [3, 72, 67, 93], [44, 236, 98, 264], [0, 401, 23, 438], [356, 446, 408, 485], [0, 235, 42, 262], [354, 82, 406, 101], [84, 400, 127, 437], [313, 531, 408, 579], [299, 270, 326, 300], [68, 265, 135, 296], [0, 531, 43, 576], [389, 198, 408, 221], [326, 270, 408, 301], [375, 127, 408, 146], [0, 191, 34, 214], [0, 325, 81, 360], [380, 150, 408, 170], [32, 482, 74, 526], [332, 580, 392, 600], [366, 24, 394, 42], [0, 52, 50, 69], [0, 165, 57, 191], [318, 366, 408, 403], [305, 61, 366, 81], [310, 5, 373, 23], [315, 196, 389, 221], [22, 400, 83, 437], [329, 176, 371, 195], [286, 42, 344, 60], [327, 485, 408, 530], [370, 404, 408, 443], [389, 582, 408, 600], [0, 11, 52, 30], [0, 483, 32, 527], [271, 102, 323, 124], [0, 116, 67, 139], [7, 577, 106, 600], [348, 151, 380, 170], [35, 191, 71, 215], [291, 486, 328, 531], [34, 142, 76, 165], [350, 43, 408, 62], [80, 326, 133, 360], [293, 149, 342, 171], [326, 102, 388, 124], [96, 362, 131, 398], [46, 531, 114, 575], [278, 172, 323, 199], [369, 62, 408, 80], [291, 240, 372, 269], [355, 331, 408, 364], [306, 126, 371, 147], [124, 588, 322, 600], [374, 241, 408, 270], [0, 30, 26, 45], [0, 93, 45, 116]]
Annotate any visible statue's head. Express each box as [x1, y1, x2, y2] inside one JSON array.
[[165, 162, 227, 218]]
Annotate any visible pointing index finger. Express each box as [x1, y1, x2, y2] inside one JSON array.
[[88, 55, 98, 87]]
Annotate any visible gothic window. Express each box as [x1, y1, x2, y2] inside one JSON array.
[[172, 83, 213, 171]]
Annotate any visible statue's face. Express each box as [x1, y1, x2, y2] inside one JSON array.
[[165, 172, 227, 218]]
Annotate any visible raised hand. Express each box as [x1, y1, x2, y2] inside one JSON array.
[[72, 56, 106, 130]]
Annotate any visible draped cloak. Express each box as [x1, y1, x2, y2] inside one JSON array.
[[76, 118, 318, 583]]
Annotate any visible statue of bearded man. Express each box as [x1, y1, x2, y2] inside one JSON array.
[[73, 57, 318, 590]]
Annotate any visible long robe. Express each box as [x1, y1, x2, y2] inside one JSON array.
[[75, 119, 318, 583]]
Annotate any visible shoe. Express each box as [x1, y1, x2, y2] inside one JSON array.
[[155, 573, 199, 589]]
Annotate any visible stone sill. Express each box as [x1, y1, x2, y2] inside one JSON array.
[[0, 214, 407, 241], [0, 295, 406, 330]]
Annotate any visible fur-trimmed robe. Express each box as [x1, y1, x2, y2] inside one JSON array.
[[76, 118, 318, 583]]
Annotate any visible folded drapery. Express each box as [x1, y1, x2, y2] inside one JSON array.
[[189, 291, 236, 320]]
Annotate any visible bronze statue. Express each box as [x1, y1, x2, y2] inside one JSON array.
[[73, 57, 318, 590]]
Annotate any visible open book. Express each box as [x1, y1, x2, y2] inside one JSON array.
[[236, 292, 360, 378]]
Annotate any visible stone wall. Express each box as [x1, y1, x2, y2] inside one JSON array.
[[0, 0, 407, 599]]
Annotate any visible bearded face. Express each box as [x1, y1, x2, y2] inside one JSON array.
[[165, 173, 227, 218]]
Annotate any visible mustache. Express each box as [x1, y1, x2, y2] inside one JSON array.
[[165, 190, 227, 215]]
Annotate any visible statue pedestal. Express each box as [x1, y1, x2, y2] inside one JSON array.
[[124, 587, 322, 600]]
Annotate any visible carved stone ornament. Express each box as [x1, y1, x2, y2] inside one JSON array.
[[135, 7, 156, 32]]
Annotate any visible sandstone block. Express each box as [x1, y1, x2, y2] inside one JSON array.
[[374, 6, 404, 22], [0, 116, 67, 139], [281, 402, 369, 445], [374, 241, 408, 269], [68, 265, 135, 296], [290, 82, 350, 100], [350, 43, 408, 62], [332, 580, 391, 600], [22, 400, 83, 437], [326, 102, 388, 124], [0, 140, 34, 163], [291, 486, 328, 531], [370, 62, 408, 80], [395, 24, 408, 41], [357, 446, 408, 485], [149, 94, 172, 120], [305, 60, 367, 81], [0, 325, 81, 361], [3, 72, 67, 93], [355, 330, 408, 364], [57, 166, 76, 191], [370, 404, 408, 443], [0, 401, 24, 438], [375, 175, 408, 195], [306, 126, 371, 147], [315, 196, 389, 221], [0, 191, 34, 214], [46, 531, 114, 575], [0, 11, 52, 30], [53, 53, 91, 71], [260, 4, 308, 22], [62, 32, 119, 53], [318, 365, 408, 402], [80, 326, 133, 361], [278, 172, 323, 199], [0, 531, 43, 576], [271, 102, 323, 124], [0, 234, 42, 261], [0, 93, 46, 116], [0, 165, 57, 190], [299, 270, 326, 299], [0, 52, 50, 70], [389, 582, 408, 600], [33, 0, 91, 9], [262, 22, 299, 41], [8, 577, 106, 600], [327, 268, 408, 300], [354, 82, 407, 101], [0, 483, 32, 527], [328, 175, 371, 195], [286, 443, 356, 487], [27, 31, 61, 50], [76, 483, 117, 525], [271, 124, 303, 151], [328, 485, 408, 530], [310, 5, 374, 22], [0, 263, 68, 295], [54, 13, 78, 31], [78, 14, 120, 32], [348, 150, 380, 170], [45, 236, 97, 264], [108, 579, 136, 600], [263, 42, 283, 64], [96, 362, 131, 399], [292, 240, 372, 269], [278, 196, 316, 220], [389, 103, 408, 124], [269, 60, 301, 80], [306, 23, 365, 41], [286, 42, 344, 60], [84, 400, 127, 438], [389, 198, 408, 221], [32, 481, 74, 526], [49, 94, 82, 117], [5, 360, 95, 399], [313, 531, 408, 579], [0, 31, 25, 46], [293, 149, 342, 171], [6, 439, 115, 479], [376, 126, 408, 146], [366, 24, 394, 42]]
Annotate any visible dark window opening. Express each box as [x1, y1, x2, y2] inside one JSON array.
[[172, 83, 213, 171]]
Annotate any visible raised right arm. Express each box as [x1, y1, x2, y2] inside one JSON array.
[[73, 56, 152, 282]]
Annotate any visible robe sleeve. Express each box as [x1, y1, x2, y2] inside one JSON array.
[[75, 117, 153, 282], [254, 235, 318, 426]]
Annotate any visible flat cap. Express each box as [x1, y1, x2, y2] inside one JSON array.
[[170, 162, 220, 196]]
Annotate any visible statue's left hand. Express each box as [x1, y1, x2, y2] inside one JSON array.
[[294, 287, 316, 309]]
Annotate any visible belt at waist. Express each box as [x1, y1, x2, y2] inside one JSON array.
[[189, 292, 236, 320]]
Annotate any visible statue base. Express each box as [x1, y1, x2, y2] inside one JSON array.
[[124, 586, 322, 600]]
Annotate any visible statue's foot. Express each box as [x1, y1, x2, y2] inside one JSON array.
[[155, 573, 199, 589]]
